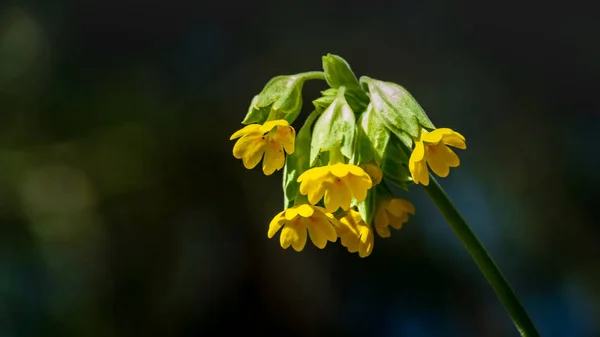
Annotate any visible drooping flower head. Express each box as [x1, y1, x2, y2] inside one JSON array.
[[230, 120, 295, 175], [268, 204, 339, 251], [408, 128, 466, 186], [297, 163, 373, 213], [374, 198, 415, 238], [337, 209, 374, 258]]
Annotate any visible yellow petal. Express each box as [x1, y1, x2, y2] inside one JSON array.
[[374, 207, 389, 230], [421, 128, 444, 144], [388, 213, 405, 230], [230, 124, 261, 140], [274, 126, 296, 154], [426, 144, 451, 177], [267, 211, 286, 238], [390, 199, 415, 215], [300, 178, 328, 205], [297, 166, 328, 182], [410, 140, 425, 162], [306, 218, 335, 249], [329, 163, 351, 178], [413, 160, 429, 186], [280, 223, 307, 251], [314, 207, 341, 230], [260, 119, 289, 133], [443, 146, 460, 167], [232, 133, 262, 159], [358, 229, 374, 258], [375, 225, 391, 238], [441, 129, 466, 149], [262, 144, 285, 175], [338, 218, 359, 252], [347, 164, 367, 177], [346, 174, 371, 202], [324, 182, 352, 212]]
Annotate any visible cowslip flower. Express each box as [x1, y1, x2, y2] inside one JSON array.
[[230, 119, 295, 175], [374, 198, 415, 238], [297, 163, 373, 213], [337, 209, 374, 258], [268, 204, 339, 251], [360, 163, 383, 185], [408, 128, 466, 186]]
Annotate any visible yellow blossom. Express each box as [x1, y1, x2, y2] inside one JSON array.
[[374, 198, 415, 238], [268, 204, 339, 251], [337, 209, 374, 258], [297, 163, 373, 213], [408, 128, 466, 186], [360, 163, 383, 185], [230, 119, 295, 175]]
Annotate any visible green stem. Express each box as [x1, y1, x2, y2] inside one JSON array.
[[422, 175, 540, 337], [300, 71, 326, 81]]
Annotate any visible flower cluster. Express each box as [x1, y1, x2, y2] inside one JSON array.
[[230, 54, 466, 257]]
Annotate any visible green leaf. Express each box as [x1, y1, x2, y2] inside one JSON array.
[[310, 87, 356, 165], [356, 103, 391, 165], [360, 76, 434, 139], [381, 135, 412, 190], [282, 110, 322, 207]]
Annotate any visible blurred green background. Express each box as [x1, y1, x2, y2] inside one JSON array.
[[1, 1, 599, 336]]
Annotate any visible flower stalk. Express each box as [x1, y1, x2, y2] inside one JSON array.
[[422, 175, 540, 337]]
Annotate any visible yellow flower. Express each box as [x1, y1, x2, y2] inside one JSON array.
[[374, 198, 415, 238], [360, 163, 383, 185], [230, 119, 295, 175], [268, 204, 339, 251], [408, 128, 466, 186], [337, 209, 374, 258], [297, 163, 373, 213]]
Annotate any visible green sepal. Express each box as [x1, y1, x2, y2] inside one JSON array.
[[322, 54, 361, 91], [310, 87, 356, 165], [360, 76, 435, 141], [282, 110, 322, 208], [355, 188, 376, 226], [353, 103, 391, 165], [312, 88, 338, 112], [243, 72, 324, 125], [381, 135, 412, 190], [322, 54, 370, 112]]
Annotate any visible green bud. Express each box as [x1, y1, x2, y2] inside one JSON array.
[[381, 135, 412, 190], [282, 110, 322, 207], [310, 87, 356, 165], [242, 72, 325, 125], [354, 103, 391, 165], [360, 76, 435, 145]]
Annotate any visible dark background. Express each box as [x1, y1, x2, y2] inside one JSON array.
[[1, 1, 599, 336]]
